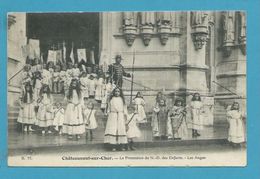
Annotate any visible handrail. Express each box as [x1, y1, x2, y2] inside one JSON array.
[[8, 66, 24, 84], [123, 77, 153, 91], [212, 80, 242, 98]]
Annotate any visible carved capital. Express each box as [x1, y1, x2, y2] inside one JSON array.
[[190, 12, 209, 50], [140, 25, 154, 46], [123, 26, 137, 46], [158, 24, 171, 45], [191, 32, 208, 50]]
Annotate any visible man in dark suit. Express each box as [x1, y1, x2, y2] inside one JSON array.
[[108, 55, 131, 88]]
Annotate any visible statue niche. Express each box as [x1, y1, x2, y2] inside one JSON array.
[[140, 12, 155, 46], [122, 12, 137, 46], [191, 11, 209, 50], [239, 12, 246, 55], [157, 12, 172, 45], [222, 11, 235, 57]]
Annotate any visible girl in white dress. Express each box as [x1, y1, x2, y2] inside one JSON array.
[[32, 71, 42, 105], [59, 64, 67, 94], [72, 63, 80, 79], [167, 98, 188, 140], [126, 105, 141, 150], [82, 99, 97, 140], [17, 82, 36, 132], [104, 87, 128, 151], [133, 92, 147, 123], [36, 85, 54, 134], [64, 63, 73, 98], [52, 65, 60, 93], [189, 93, 204, 137], [53, 102, 65, 135], [42, 64, 52, 90], [152, 98, 168, 140], [80, 72, 89, 99], [88, 74, 96, 98], [227, 102, 246, 147], [95, 74, 104, 102], [63, 79, 85, 140]]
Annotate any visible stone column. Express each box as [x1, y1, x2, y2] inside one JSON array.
[[8, 13, 27, 106], [99, 12, 113, 66], [181, 12, 209, 95]]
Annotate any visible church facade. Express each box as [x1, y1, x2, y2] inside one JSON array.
[[8, 12, 246, 125]]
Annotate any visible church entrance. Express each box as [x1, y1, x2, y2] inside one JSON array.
[[26, 12, 100, 65]]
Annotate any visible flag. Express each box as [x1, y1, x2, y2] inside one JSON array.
[[47, 50, 57, 64], [28, 39, 40, 59], [70, 42, 75, 64], [77, 48, 87, 62], [62, 41, 66, 63], [56, 50, 62, 65], [90, 49, 95, 64]]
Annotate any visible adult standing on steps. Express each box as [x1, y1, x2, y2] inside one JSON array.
[[108, 55, 131, 88]]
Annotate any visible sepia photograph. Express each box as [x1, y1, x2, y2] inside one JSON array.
[[7, 11, 246, 166]]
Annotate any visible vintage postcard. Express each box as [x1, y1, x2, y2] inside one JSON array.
[[7, 11, 246, 166]]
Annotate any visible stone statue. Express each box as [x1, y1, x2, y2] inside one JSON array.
[[157, 12, 172, 26], [140, 12, 155, 26], [123, 12, 136, 26], [223, 12, 235, 42], [240, 12, 246, 38], [191, 11, 208, 27]]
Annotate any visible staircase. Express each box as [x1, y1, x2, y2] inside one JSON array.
[[213, 102, 228, 125], [8, 93, 108, 131]]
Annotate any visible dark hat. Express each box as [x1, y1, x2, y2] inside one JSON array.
[[115, 55, 122, 60]]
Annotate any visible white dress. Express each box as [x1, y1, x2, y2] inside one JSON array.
[[17, 93, 36, 125], [36, 94, 53, 127], [190, 101, 204, 130], [167, 106, 188, 139], [227, 110, 245, 143], [104, 97, 128, 144], [126, 113, 141, 138], [80, 77, 89, 99], [83, 107, 97, 130], [133, 97, 147, 122], [101, 83, 112, 109], [95, 78, 104, 101], [88, 79, 96, 97], [53, 107, 65, 127], [72, 68, 80, 79], [33, 78, 42, 101], [63, 90, 85, 135], [42, 69, 52, 87]]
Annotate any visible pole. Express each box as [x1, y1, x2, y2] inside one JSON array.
[[130, 49, 136, 104]]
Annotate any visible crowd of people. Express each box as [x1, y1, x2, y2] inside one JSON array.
[[16, 55, 246, 151]]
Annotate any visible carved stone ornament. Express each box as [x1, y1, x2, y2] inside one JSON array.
[[191, 12, 209, 50], [158, 24, 171, 45], [239, 12, 246, 55], [123, 26, 137, 46], [239, 36, 246, 55], [191, 32, 208, 50], [222, 12, 235, 57], [140, 25, 154, 46], [223, 46, 233, 57]]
